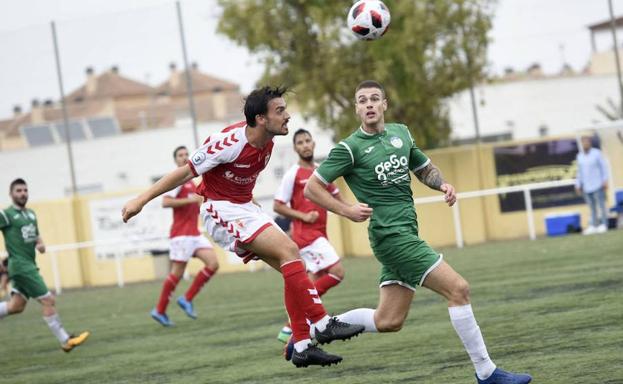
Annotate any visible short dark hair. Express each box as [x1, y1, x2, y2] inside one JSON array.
[[355, 80, 385, 97], [244, 86, 288, 127], [9, 178, 26, 192], [173, 145, 187, 159], [292, 128, 312, 144]]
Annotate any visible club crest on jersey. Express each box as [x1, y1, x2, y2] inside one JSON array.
[[225, 171, 235, 179], [192, 152, 207, 165], [390, 136, 403, 148]]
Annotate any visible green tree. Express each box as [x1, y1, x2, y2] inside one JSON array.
[[218, 0, 494, 147]]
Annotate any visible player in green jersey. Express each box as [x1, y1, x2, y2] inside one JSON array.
[[304, 81, 532, 384], [0, 178, 89, 352]]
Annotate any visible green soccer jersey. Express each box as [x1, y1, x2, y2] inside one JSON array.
[[315, 123, 430, 243], [0, 206, 40, 275]]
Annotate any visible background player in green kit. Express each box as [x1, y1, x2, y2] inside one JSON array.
[[0, 178, 89, 352], [304, 81, 532, 384]]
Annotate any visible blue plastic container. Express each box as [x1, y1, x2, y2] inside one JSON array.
[[545, 212, 581, 236]]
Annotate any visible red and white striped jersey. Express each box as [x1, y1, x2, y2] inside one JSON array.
[[188, 121, 274, 204], [274, 164, 339, 248], [165, 181, 200, 238]]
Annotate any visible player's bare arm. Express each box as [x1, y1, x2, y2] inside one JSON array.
[[273, 201, 319, 224], [304, 175, 372, 222], [123, 164, 195, 223], [414, 163, 457, 207], [35, 236, 45, 253], [162, 193, 203, 208]]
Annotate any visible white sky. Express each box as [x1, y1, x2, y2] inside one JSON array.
[[0, 0, 619, 120]]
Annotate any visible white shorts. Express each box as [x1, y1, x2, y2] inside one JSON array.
[[299, 237, 340, 274], [201, 200, 278, 263], [169, 235, 213, 263]]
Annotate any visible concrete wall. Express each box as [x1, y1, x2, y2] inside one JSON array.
[[447, 74, 619, 140]]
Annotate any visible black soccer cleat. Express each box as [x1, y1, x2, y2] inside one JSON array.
[[314, 317, 365, 345], [291, 344, 343, 368]]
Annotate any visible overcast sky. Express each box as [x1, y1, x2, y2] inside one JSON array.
[[0, 0, 619, 120]]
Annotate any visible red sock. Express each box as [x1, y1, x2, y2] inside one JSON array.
[[185, 267, 215, 301], [281, 260, 327, 342], [314, 273, 342, 296], [156, 273, 180, 314]]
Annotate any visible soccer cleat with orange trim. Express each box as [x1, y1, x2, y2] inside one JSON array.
[[62, 331, 90, 353]]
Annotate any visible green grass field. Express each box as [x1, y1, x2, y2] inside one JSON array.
[[1, 232, 622, 384]]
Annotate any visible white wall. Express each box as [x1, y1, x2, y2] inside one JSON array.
[[447, 74, 619, 140], [0, 113, 335, 205]]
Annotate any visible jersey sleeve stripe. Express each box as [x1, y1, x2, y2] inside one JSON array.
[[313, 170, 330, 185], [412, 158, 431, 172], [187, 159, 199, 177], [339, 141, 354, 165], [0, 210, 8, 225]]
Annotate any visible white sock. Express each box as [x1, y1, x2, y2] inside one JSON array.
[[336, 308, 377, 333], [294, 338, 312, 353], [449, 304, 496, 380], [309, 314, 331, 338], [43, 314, 70, 344], [0, 302, 7, 319]]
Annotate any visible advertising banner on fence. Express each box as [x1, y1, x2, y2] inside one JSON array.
[[89, 195, 170, 260], [494, 138, 583, 212]]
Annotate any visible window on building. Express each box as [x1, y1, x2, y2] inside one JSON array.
[[21, 124, 55, 147]]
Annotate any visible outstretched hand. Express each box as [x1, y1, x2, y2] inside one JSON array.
[[440, 183, 457, 207], [122, 198, 144, 223]]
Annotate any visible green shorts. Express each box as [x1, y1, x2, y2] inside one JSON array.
[[371, 231, 442, 291], [10, 270, 50, 300]]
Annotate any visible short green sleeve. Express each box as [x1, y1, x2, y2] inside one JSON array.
[[315, 142, 354, 184], [405, 128, 430, 172]]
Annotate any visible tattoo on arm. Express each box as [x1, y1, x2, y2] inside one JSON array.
[[415, 163, 445, 191]]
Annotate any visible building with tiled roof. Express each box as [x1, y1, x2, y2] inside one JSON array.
[[0, 64, 244, 151]]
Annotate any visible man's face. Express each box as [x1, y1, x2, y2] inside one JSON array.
[[174, 148, 189, 167], [261, 97, 290, 136], [294, 133, 315, 162], [581, 137, 592, 151], [355, 87, 387, 126], [10, 184, 28, 208]]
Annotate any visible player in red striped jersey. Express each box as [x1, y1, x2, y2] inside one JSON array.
[[274, 129, 346, 343], [150, 146, 219, 327], [122, 87, 365, 367]]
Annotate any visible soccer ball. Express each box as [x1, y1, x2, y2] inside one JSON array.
[[347, 0, 391, 41]]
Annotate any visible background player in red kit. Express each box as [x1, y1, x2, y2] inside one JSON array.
[[274, 129, 346, 343], [122, 87, 364, 368], [150, 146, 219, 327]]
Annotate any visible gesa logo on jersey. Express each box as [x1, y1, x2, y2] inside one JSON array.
[[374, 154, 409, 185]]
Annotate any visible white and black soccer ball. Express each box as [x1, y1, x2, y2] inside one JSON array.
[[347, 0, 391, 41]]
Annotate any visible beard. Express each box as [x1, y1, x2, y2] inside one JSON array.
[[299, 154, 314, 162], [13, 196, 27, 208]]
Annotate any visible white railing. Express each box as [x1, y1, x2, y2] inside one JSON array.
[[413, 178, 578, 248], [0, 179, 581, 294]]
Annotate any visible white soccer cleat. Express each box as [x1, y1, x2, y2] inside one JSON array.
[[597, 224, 608, 233], [582, 226, 597, 235]]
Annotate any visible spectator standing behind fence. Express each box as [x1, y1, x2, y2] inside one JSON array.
[[575, 135, 610, 235]]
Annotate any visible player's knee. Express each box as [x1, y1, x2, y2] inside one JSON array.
[[376, 316, 404, 332], [279, 240, 300, 262], [329, 263, 345, 280], [42, 295, 56, 308], [375, 311, 405, 332], [9, 300, 26, 314], [208, 260, 219, 272], [450, 278, 470, 304]]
